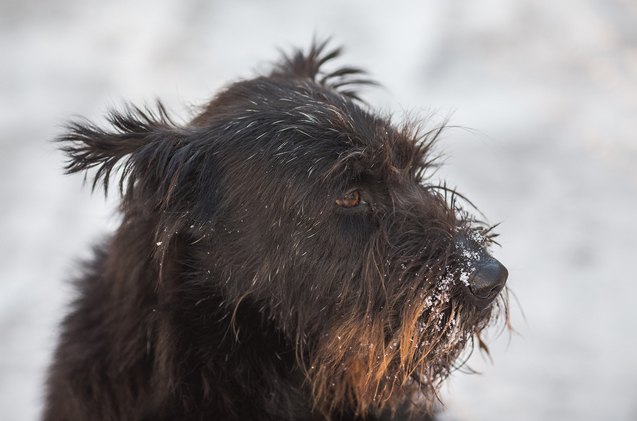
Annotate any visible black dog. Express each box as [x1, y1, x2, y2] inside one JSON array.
[[44, 42, 508, 420]]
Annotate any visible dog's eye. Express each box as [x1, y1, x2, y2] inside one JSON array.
[[336, 190, 363, 208]]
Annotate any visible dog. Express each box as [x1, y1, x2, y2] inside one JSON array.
[[44, 41, 509, 420]]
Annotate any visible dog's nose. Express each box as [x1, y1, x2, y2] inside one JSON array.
[[467, 257, 508, 307]]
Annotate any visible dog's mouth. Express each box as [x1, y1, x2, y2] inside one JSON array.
[[306, 278, 507, 417], [397, 248, 509, 395], [305, 232, 509, 416]]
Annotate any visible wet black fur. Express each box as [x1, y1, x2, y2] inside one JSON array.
[[44, 42, 504, 421]]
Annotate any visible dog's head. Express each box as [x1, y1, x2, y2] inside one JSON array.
[[60, 41, 508, 416]]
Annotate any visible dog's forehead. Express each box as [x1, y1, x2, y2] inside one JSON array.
[[197, 76, 424, 178]]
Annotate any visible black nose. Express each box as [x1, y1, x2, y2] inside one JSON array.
[[467, 258, 508, 308]]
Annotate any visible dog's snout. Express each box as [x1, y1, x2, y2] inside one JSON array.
[[468, 258, 508, 306]]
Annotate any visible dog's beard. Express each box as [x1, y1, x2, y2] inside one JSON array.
[[304, 262, 508, 417]]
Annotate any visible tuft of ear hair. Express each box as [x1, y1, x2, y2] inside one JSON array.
[[57, 102, 198, 213], [272, 38, 377, 101]]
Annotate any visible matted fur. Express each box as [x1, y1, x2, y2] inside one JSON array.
[[44, 41, 508, 421]]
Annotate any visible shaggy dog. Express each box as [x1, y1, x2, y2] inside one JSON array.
[[44, 41, 508, 420]]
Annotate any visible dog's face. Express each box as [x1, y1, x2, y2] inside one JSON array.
[[61, 42, 508, 416]]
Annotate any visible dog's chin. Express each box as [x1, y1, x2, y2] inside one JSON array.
[[403, 291, 507, 400], [305, 291, 504, 417]]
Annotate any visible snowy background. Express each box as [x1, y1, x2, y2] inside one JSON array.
[[1, 0, 636, 420]]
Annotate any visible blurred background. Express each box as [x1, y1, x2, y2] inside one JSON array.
[[1, 0, 636, 420]]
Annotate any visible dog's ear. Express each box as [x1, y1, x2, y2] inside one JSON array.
[[272, 39, 376, 101], [58, 103, 201, 215]]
